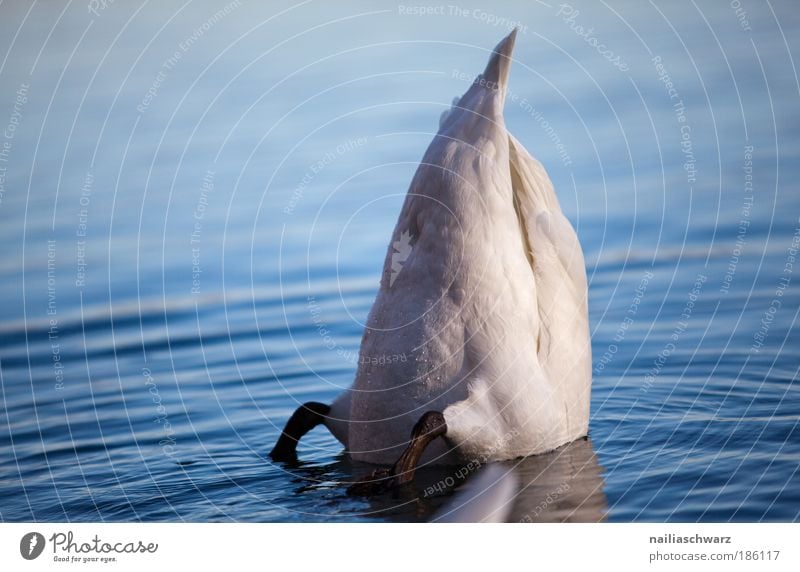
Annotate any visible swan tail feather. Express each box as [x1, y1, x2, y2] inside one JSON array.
[[439, 29, 518, 130]]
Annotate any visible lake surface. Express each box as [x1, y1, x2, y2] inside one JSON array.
[[0, 0, 798, 522]]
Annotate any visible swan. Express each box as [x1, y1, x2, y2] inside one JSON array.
[[270, 29, 591, 492]]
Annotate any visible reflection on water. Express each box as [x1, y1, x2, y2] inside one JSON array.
[[1, 1, 799, 522], [293, 438, 606, 522], [508, 438, 606, 523]]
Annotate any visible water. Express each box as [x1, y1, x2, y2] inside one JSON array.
[[1, 1, 798, 522]]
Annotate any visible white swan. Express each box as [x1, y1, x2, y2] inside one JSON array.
[[271, 29, 591, 491]]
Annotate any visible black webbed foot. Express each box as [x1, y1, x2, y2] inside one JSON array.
[[347, 411, 447, 496], [269, 402, 331, 462]]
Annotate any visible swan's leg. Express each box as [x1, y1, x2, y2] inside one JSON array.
[[347, 411, 447, 495], [269, 402, 331, 461]]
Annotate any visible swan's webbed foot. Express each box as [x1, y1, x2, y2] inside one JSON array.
[[269, 402, 331, 462], [347, 411, 447, 496]]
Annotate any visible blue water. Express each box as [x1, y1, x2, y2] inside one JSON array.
[[1, 0, 798, 522]]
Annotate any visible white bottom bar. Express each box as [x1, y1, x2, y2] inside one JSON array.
[[1, 523, 798, 571]]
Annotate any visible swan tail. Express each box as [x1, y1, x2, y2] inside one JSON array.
[[482, 27, 517, 99], [439, 28, 518, 130]]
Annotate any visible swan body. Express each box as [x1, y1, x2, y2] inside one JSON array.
[[271, 30, 591, 475], [320, 29, 591, 466]]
